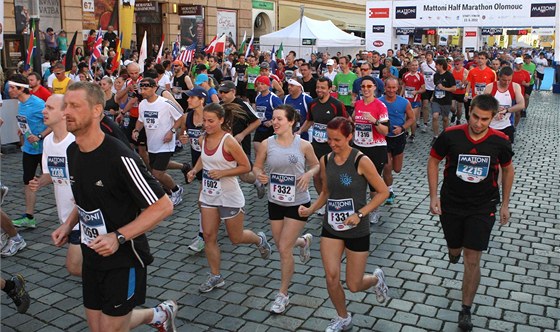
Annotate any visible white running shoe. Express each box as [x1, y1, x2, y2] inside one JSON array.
[[170, 186, 184, 206], [369, 210, 380, 224], [373, 268, 389, 303], [270, 292, 290, 314], [1, 237, 26, 257], [257, 232, 271, 259], [188, 236, 205, 252], [325, 313, 352, 332], [317, 206, 326, 216], [150, 300, 179, 332], [299, 233, 313, 263], [199, 273, 225, 293]]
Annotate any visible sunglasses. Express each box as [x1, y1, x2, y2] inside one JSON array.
[[218, 90, 231, 94], [361, 85, 374, 89], [54, 72, 64, 75], [360, 68, 369, 71], [139, 83, 155, 88]]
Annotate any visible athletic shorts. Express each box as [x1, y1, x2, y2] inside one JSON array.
[[535, 72, 544, 80], [354, 145, 387, 186], [525, 85, 533, 95], [200, 203, 244, 220], [499, 126, 515, 144], [452, 93, 465, 103], [312, 142, 332, 160], [410, 101, 422, 109], [83, 265, 147, 316], [127, 118, 147, 146], [69, 229, 81, 245], [268, 201, 310, 222], [22, 152, 42, 185], [421, 90, 434, 101], [321, 227, 369, 252], [148, 152, 173, 171], [440, 211, 496, 251], [246, 89, 257, 104], [386, 134, 406, 156], [253, 128, 274, 143], [431, 103, 452, 118]]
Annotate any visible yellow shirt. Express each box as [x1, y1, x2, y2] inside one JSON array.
[[52, 77, 71, 94]]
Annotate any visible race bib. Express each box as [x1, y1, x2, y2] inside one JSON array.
[[455, 80, 463, 89], [371, 70, 380, 79], [354, 123, 374, 146], [172, 87, 182, 99], [434, 88, 445, 99], [424, 72, 433, 82], [312, 123, 328, 143], [456, 154, 490, 183], [104, 110, 115, 121], [238, 73, 245, 81], [404, 86, 415, 99], [338, 83, 349, 96], [248, 74, 257, 84], [327, 198, 355, 231], [47, 156, 70, 185], [270, 173, 296, 203], [78, 206, 108, 245], [256, 106, 267, 121], [143, 111, 159, 130], [188, 128, 202, 152], [16, 115, 31, 135], [202, 169, 222, 196], [475, 83, 486, 96]]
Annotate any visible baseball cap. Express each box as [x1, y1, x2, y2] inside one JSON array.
[[447, 56, 454, 62], [172, 60, 184, 67], [326, 59, 335, 66], [514, 57, 524, 64], [218, 81, 236, 92], [194, 73, 209, 85], [255, 75, 271, 87], [186, 86, 208, 98], [259, 62, 270, 69]]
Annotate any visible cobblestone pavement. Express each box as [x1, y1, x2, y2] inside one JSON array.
[[1, 92, 559, 332]]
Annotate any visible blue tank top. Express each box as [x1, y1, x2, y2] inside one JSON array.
[[379, 95, 409, 137]]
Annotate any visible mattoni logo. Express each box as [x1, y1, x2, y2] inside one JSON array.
[[369, 8, 390, 18], [373, 40, 384, 47], [371, 25, 386, 33], [530, 3, 556, 17], [395, 6, 416, 19]]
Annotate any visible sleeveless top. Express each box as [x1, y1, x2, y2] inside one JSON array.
[[266, 135, 310, 206], [199, 133, 245, 208], [186, 111, 203, 164], [323, 148, 369, 239]]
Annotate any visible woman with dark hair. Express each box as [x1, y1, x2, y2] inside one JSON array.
[[186, 103, 272, 294], [85, 29, 96, 55], [299, 116, 389, 332], [74, 47, 84, 64], [253, 104, 320, 314]]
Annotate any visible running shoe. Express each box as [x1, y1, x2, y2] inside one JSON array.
[[0, 185, 8, 204], [369, 210, 380, 224], [299, 233, 313, 263], [199, 273, 225, 293], [170, 186, 184, 206], [12, 216, 36, 229], [188, 236, 205, 252], [325, 313, 352, 332], [151, 300, 179, 332], [6, 274, 30, 314], [181, 163, 192, 184], [373, 268, 389, 304], [408, 135, 415, 143], [255, 182, 266, 199], [458, 310, 473, 331], [1, 237, 26, 257], [451, 113, 457, 123], [384, 192, 395, 205], [0, 230, 9, 251], [270, 292, 290, 314], [421, 124, 428, 133], [257, 232, 271, 259]]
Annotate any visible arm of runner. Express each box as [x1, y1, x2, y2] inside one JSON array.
[[184, 75, 194, 90], [52, 206, 78, 247], [299, 155, 329, 217], [356, 154, 389, 215], [235, 118, 260, 144], [28, 173, 52, 192], [427, 156, 442, 215], [507, 83, 525, 114], [499, 163, 514, 225], [132, 120, 144, 141], [253, 139, 269, 185], [207, 135, 251, 179], [187, 157, 203, 183], [297, 141, 320, 191], [298, 119, 313, 135]]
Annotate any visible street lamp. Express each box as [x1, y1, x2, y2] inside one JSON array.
[[28, 0, 41, 74]]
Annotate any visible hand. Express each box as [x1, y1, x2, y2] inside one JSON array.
[[115, 113, 123, 124], [430, 197, 442, 215], [234, 133, 244, 143], [365, 113, 377, 123], [343, 213, 360, 226], [296, 172, 311, 191], [163, 130, 173, 143], [52, 224, 71, 247], [28, 176, 40, 192], [499, 205, 510, 225], [392, 126, 403, 135], [208, 170, 225, 180], [27, 134, 39, 143], [298, 205, 312, 217], [437, 83, 444, 90], [131, 130, 139, 141], [179, 133, 189, 145], [257, 172, 269, 185], [264, 120, 272, 127], [186, 170, 196, 183], [88, 233, 119, 257]]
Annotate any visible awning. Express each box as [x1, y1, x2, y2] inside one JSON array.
[[280, 6, 365, 32]]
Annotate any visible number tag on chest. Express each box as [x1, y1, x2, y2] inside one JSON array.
[[47, 156, 70, 184], [475, 83, 486, 95], [312, 123, 328, 143], [338, 84, 349, 96], [270, 173, 296, 203], [144, 111, 159, 129], [354, 123, 374, 146], [456, 154, 490, 183], [434, 88, 445, 99], [202, 169, 222, 196], [404, 86, 415, 99], [78, 206, 108, 245], [327, 198, 355, 231], [188, 129, 202, 152]]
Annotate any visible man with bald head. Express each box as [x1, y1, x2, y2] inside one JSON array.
[[29, 94, 81, 276]]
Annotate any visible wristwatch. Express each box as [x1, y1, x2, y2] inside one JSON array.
[[37, 134, 43, 140], [114, 231, 126, 245], [171, 128, 177, 134], [374, 120, 380, 126], [356, 211, 364, 218]]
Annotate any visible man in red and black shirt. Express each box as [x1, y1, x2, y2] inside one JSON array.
[[427, 94, 514, 332]]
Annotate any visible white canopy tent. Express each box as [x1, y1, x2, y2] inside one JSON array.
[[259, 16, 365, 58]]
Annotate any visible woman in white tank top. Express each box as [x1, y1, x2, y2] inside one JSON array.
[[186, 103, 273, 293]]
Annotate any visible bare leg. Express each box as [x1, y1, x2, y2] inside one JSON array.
[[24, 185, 36, 215], [321, 237, 347, 318], [270, 218, 306, 294], [462, 248, 482, 306]]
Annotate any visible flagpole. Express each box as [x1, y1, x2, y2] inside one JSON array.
[[298, 5, 304, 58]]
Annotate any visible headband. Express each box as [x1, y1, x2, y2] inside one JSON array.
[[8, 81, 29, 89], [287, 79, 303, 89]]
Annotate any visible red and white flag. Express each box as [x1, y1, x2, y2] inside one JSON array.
[[156, 33, 165, 64], [205, 34, 226, 54]]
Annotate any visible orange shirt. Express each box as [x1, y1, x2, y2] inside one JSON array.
[[452, 68, 467, 95], [466, 66, 496, 97]]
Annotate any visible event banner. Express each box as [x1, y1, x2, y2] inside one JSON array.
[[217, 9, 237, 49], [365, 0, 393, 53], [391, 0, 556, 27]]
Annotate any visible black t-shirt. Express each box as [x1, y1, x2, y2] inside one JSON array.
[[433, 71, 456, 105], [229, 98, 259, 157], [235, 63, 248, 83], [172, 72, 190, 111], [308, 96, 347, 146], [302, 77, 318, 98], [398, 67, 409, 80], [430, 125, 513, 214], [104, 94, 120, 121], [207, 67, 224, 84], [371, 64, 386, 79], [67, 135, 165, 270]]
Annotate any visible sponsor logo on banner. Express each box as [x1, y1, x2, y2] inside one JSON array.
[[371, 25, 385, 33], [395, 6, 417, 19], [396, 27, 415, 35], [465, 31, 477, 37], [369, 8, 390, 18], [373, 40, 384, 47], [481, 28, 503, 36], [530, 3, 556, 17]]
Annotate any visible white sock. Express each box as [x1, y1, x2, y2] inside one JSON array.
[[198, 214, 203, 233], [150, 306, 167, 325]]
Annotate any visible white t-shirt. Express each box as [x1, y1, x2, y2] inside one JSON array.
[[47, 73, 56, 89], [421, 61, 437, 91], [533, 57, 548, 74], [41, 132, 78, 230], [139, 96, 183, 153], [158, 74, 171, 90]]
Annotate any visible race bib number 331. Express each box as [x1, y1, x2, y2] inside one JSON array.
[[327, 198, 355, 231]]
